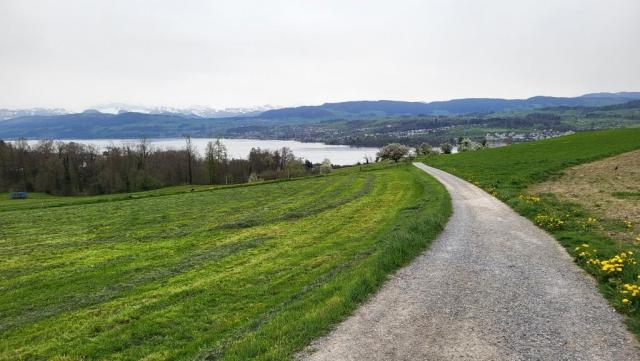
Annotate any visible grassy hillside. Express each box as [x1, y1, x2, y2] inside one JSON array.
[[422, 128, 640, 334], [424, 128, 640, 199], [0, 164, 450, 360]]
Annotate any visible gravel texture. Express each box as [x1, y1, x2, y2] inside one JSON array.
[[298, 163, 640, 360]]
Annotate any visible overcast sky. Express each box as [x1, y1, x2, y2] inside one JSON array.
[[1, 0, 639, 111]]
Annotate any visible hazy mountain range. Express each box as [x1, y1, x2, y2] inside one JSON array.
[[0, 107, 68, 121], [259, 92, 640, 119], [0, 104, 276, 121], [1, 92, 639, 139], [88, 103, 277, 119]]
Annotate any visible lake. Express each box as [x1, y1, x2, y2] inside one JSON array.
[[18, 138, 380, 166]]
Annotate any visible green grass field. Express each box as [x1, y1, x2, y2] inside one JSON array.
[[424, 128, 640, 199], [0, 164, 450, 360], [422, 127, 640, 334]]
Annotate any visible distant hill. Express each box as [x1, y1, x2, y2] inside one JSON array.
[[579, 92, 640, 99], [260, 93, 640, 119], [2, 92, 639, 139], [0, 112, 252, 139]]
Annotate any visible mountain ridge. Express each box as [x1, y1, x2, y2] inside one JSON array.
[[260, 93, 640, 119], [2, 92, 640, 139]]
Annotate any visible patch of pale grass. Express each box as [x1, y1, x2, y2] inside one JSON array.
[[531, 149, 640, 239]]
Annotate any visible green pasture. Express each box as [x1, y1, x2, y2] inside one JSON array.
[[0, 164, 450, 360]]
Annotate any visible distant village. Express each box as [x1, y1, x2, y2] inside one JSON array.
[[484, 130, 576, 148]]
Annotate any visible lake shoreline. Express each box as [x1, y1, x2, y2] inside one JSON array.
[[10, 138, 380, 166]]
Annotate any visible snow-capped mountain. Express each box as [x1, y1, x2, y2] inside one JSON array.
[[0, 104, 279, 121], [0, 108, 69, 120], [90, 103, 278, 118]]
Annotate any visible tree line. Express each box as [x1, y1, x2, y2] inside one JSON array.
[[0, 138, 328, 195]]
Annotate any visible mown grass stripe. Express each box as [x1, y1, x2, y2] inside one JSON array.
[[0, 163, 450, 360]]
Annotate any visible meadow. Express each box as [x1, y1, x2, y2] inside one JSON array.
[[0, 164, 450, 360], [422, 128, 640, 334]]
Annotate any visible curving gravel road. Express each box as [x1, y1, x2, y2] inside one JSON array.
[[299, 163, 640, 360]]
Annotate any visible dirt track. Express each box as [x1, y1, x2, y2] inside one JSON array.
[[298, 162, 640, 360]]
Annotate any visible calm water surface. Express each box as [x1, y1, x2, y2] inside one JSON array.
[[21, 138, 379, 165]]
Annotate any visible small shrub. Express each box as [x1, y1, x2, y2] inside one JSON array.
[[319, 159, 333, 174], [440, 142, 453, 154], [377, 143, 410, 162]]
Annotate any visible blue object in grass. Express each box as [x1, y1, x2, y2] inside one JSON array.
[[10, 192, 28, 199]]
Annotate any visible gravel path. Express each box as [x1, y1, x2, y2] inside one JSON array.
[[299, 163, 640, 360]]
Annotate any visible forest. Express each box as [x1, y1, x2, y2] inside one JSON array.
[[0, 138, 324, 195]]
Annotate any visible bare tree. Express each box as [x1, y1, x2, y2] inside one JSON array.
[[205, 139, 227, 184], [205, 141, 215, 184], [137, 137, 151, 168], [280, 147, 295, 178], [184, 135, 194, 184]]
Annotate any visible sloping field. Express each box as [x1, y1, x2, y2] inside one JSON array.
[[0, 164, 450, 360], [424, 128, 640, 200], [422, 128, 640, 334], [531, 149, 640, 242]]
